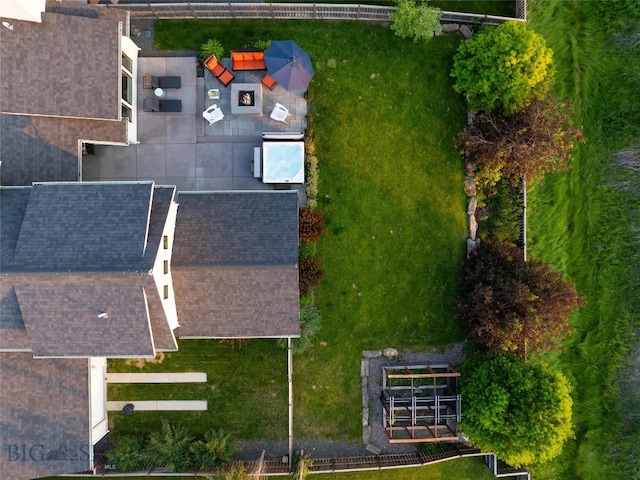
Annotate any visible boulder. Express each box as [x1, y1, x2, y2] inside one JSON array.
[[467, 197, 478, 215], [444, 23, 460, 33], [465, 160, 477, 175], [363, 350, 382, 358], [467, 111, 475, 126], [466, 237, 481, 257], [465, 176, 476, 196], [459, 25, 473, 40], [469, 214, 478, 240]]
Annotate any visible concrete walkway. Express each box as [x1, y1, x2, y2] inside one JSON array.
[[106, 372, 207, 383], [107, 400, 208, 411]]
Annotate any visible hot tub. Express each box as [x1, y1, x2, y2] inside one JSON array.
[[262, 141, 305, 184]]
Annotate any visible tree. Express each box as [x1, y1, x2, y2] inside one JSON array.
[[190, 429, 235, 471], [146, 420, 195, 472], [458, 241, 583, 357], [459, 354, 573, 467], [389, 0, 442, 43], [451, 21, 554, 114], [462, 97, 585, 195]]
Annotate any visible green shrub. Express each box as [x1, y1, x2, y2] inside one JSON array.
[[299, 207, 325, 243], [146, 420, 195, 472], [299, 291, 315, 309], [252, 39, 271, 50], [201, 39, 224, 60], [299, 256, 324, 294], [481, 180, 523, 243], [279, 305, 323, 354], [304, 155, 319, 209], [299, 240, 317, 260], [106, 435, 149, 472], [190, 429, 235, 471], [451, 21, 554, 114]]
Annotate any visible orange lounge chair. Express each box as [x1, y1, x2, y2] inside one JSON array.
[[204, 55, 227, 78], [217, 69, 235, 87]]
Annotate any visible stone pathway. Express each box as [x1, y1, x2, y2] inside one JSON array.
[[106, 372, 207, 383], [106, 400, 208, 411]]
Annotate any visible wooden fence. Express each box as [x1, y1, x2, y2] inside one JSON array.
[[112, 2, 524, 25]]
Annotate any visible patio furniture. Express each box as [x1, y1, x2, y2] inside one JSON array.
[[253, 147, 261, 178], [143, 73, 182, 89], [202, 104, 224, 125], [204, 55, 235, 87], [261, 73, 277, 90], [231, 50, 267, 70], [270, 103, 290, 124], [143, 97, 182, 113]]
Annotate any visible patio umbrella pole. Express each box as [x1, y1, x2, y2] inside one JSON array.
[[288, 337, 293, 472]]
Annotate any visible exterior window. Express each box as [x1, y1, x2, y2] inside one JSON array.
[[163, 260, 169, 275], [163, 235, 168, 249], [163, 285, 169, 299], [121, 71, 133, 105], [121, 53, 133, 72]]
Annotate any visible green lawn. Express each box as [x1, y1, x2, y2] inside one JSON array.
[[109, 339, 288, 440], [525, 1, 640, 478], [118, 19, 468, 445]]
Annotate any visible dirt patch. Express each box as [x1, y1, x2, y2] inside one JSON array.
[[124, 351, 167, 369]]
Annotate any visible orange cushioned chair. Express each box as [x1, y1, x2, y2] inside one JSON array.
[[261, 74, 277, 90], [217, 69, 235, 87], [204, 55, 226, 78]]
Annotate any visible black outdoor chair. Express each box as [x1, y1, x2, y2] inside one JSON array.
[[143, 73, 182, 89], [143, 97, 182, 113]]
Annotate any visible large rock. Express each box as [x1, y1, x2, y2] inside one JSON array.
[[468, 197, 478, 215], [459, 25, 473, 40], [467, 237, 481, 257], [469, 214, 478, 240], [465, 176, 476, 196], [444, 23, 460, 33]]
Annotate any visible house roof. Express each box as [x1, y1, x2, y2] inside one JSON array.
[[0, 3, 130, 187], [0, 353, 92, 479], [4, 182, 154, 273], [0, 11, 120, 119], [173, 191, 300, 338], [0, 113, 128, 186], [0, 183, 179, 355]]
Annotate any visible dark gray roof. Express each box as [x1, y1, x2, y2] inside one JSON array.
[[0, 187, 31, 267], [0, 353, 92, 479], [4, 182, 154, 273], [0, 113, 128, 186], [173, 191, 299, 266], [0, 11, 120, 119], [173, 191, 300, 338]]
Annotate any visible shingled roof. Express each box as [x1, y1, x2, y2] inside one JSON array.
[[0, 182, 178, 355], [0, 353, 92, 479], [0, 4, 129, 186], [173, 191, 300, 338]]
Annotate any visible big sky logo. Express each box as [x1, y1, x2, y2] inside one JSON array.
[[5, 443, 90, 462]]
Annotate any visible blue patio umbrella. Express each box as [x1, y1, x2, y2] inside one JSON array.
[[264, 40, 314, 91]]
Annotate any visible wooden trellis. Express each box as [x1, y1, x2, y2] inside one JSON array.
[[381, 364, 461, 443]]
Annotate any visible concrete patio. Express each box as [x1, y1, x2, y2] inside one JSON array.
[[82, 56, 307, 195]]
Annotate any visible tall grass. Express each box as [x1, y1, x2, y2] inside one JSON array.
[[527, 1, 640, 478]]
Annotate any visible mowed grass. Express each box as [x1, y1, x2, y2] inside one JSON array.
[[526, 1, 640, 478], [154, 20, 468, 443], [109, 339, 288, 440]]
